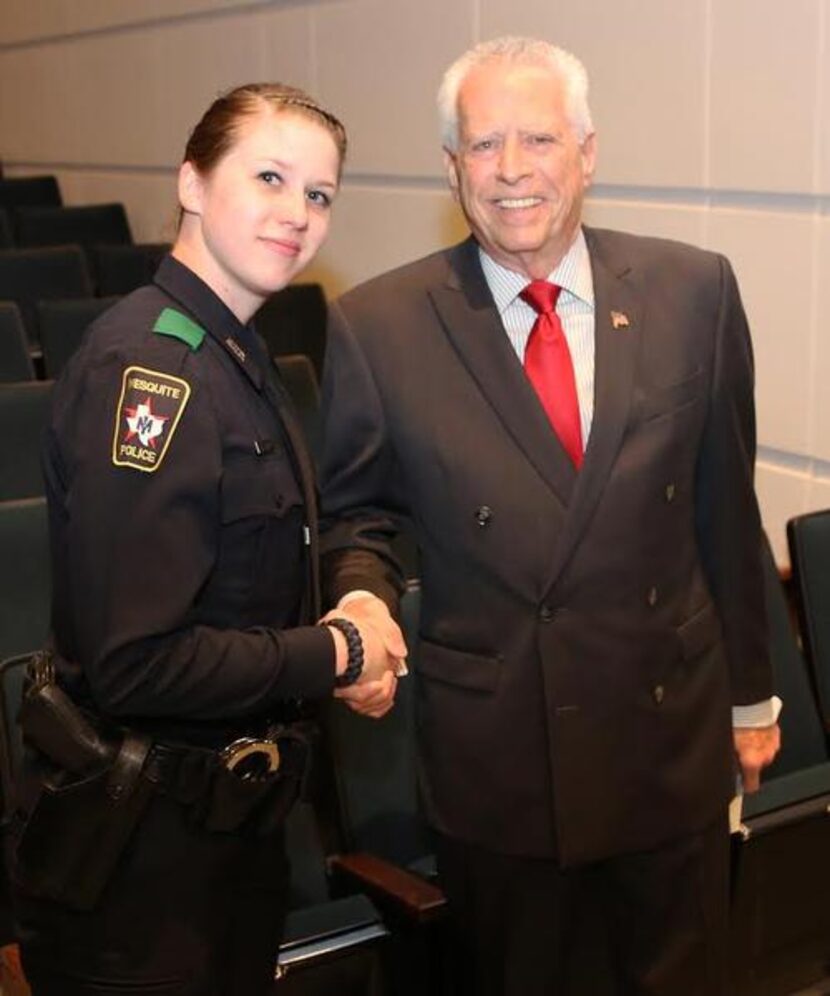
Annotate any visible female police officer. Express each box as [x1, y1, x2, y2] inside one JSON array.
[[12, 83, 401, 995]]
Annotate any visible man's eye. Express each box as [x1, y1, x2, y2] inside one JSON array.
[[471, 140, 494, 153], [258, 171, 282, 185], [528, 134, 555, 146]]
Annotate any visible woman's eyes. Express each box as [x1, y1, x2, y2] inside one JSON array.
[[306, 189, 332, 208], [258, 170, 282, 185], [256, 171, 333, 209]]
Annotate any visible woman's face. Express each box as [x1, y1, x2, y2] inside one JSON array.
[[179, 108, 340, 322]]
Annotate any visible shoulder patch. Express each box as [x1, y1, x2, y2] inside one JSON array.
[[152, 307, 205, 350], [112, 365, 191, 473]]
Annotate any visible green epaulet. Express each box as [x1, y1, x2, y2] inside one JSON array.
[[152, 307, 205, 351]]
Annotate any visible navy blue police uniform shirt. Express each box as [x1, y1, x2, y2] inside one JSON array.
[[43, 255, 334, 745]]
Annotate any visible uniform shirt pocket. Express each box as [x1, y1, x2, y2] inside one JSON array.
[[221, 452, 303, 522]]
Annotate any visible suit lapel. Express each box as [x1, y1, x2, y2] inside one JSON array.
[[542, 228, 642, 589], [429, 239, 577, 508]]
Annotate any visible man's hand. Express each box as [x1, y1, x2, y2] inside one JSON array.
[[335, 670, 397, 718], [733, 723, 781, 793]]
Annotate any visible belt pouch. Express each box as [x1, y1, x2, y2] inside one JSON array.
[[15, 733, 154, 911], [194, 741, 307, 837]]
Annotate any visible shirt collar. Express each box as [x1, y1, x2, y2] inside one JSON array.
[[478, 228, 594, 316], [153, 254, 267, 387]]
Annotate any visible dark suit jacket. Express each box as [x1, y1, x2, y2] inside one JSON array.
[[319, 228, 772, 866]]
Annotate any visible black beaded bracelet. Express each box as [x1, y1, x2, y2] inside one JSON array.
[[323, 617, 364, 687]]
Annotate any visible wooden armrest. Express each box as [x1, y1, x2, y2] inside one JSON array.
[[330, 851, 446, 924]]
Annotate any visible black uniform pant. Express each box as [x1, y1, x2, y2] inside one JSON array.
[[14, 789, 289, 996], [434, 815, 730, 996]]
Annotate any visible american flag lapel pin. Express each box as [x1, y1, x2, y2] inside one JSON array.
[[610, 310, 630, 330]]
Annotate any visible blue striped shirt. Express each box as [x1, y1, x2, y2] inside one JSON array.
[[479, 229, 595, 450]]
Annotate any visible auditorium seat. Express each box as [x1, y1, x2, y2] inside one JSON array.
[[0, 303, 34, 383], [36, 296, 120, 379], [0, 498, 50, 671], [90, 242, 169, 296], [255, 283, 327, 381], [0, 381, 53, 500], [787, 509, 830, 736], [729, 535, 830, 996], [277, 799, 388, 992], [0, 175, 61, 211], [14, 202, 131, 265], [0, 246, 93, 351], [0, 209, 13, 249]]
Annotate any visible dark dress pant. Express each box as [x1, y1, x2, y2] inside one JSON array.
[[435, 815, 730, 996], [14, 790, 288, 996]]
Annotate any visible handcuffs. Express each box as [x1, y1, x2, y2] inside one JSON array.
[[220, 736, 281, 782]]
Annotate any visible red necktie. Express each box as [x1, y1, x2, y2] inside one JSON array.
[[520, 280, 583, 468]]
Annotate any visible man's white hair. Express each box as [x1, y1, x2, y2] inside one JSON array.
[[437, 36, 594, 150]]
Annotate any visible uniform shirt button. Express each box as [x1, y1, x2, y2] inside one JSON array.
[[653, 684, 665, 705], [664, 483, 676, 503], [475, 505, 493, 527], [539, 605, 554, 623], [647, 586, 658, 607], [275, 493, 285, 510]]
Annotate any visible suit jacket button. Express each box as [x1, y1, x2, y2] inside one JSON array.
[[647, 586, 658, 607], [539, 605, 554, 623], [475, 505, 493, 527], [653, 684, 665, 705], [665, 483, 676, 503]]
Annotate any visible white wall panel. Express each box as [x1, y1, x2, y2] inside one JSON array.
[[0, 0, 274, 44], [709, 0, 819, 193], [583, 197, 706, 248], [52, 170, 179, 243], [813, 213, 830, 461], [806, 471, 830, 513], [706, 206, 814, 455], [755, 458, 811, 563], [821, 6, 830, 194], [480, 0, 707, 188], [303, 183, 467, 296], [0, 8, 310, 168], [314, 0, 473, 178]]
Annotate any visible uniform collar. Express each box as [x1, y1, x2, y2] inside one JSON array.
[[153, 255, 267, 389]]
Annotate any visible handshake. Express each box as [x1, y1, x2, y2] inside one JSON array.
[[319, 593, 408, 719]]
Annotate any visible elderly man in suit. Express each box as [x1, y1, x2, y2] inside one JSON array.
[[320, 36, 780, 996]]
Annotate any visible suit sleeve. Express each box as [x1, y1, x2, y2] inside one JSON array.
[[694, 255, 772, 705], [318, 300, 407, 613]]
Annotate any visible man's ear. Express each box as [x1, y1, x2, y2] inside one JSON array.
[[178, 161, 204, 216], [580, 132, 597, 188], [443, 148, 461, 202]]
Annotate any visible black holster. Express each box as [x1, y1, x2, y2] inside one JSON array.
[[14, 656, 156, 910]]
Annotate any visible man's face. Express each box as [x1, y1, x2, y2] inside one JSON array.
[[444, 60, 596, 279]]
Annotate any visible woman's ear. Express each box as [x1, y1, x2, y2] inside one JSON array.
[[178, 161, 204, 217]]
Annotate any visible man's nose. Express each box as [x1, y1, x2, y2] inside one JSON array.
[[497, 138, 531, 183]]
